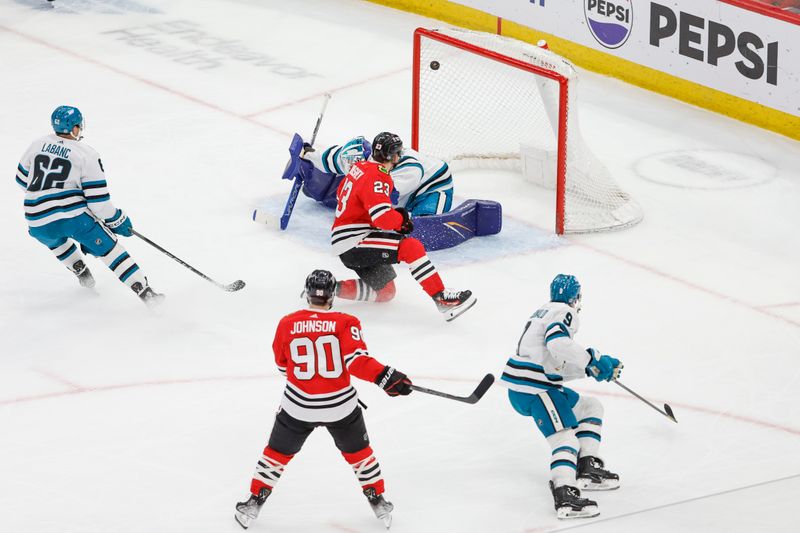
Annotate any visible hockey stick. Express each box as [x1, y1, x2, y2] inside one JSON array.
[[613, 379, 677, 423], [409, 374, 495, 404], [280, 93, 331, 230], [132, 230, 245, 292]]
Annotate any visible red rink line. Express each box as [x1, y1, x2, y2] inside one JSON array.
[[757, 301, 800, 309], [0, 25, 407, 135], [574, 240, 800, 329], [3, 371, 799, 439], [0, 25, 290, 137], [243, 66, 409, 118], [327, 523, 361, 533], [446, 209, 800, 330]]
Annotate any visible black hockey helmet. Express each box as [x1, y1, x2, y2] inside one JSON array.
[[305, 269, 337, 307], [371, 132, 403, 163]]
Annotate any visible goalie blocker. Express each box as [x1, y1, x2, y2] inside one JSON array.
[[275, 133, 501, 251]]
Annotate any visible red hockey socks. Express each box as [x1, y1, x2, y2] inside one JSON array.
[[398, 237, 444, 296], [342, 446, 385, 495], [250, 447, 294, 495], [336, 279, 396, 302]]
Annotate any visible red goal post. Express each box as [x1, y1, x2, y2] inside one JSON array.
[[411, 27, 643, 234]]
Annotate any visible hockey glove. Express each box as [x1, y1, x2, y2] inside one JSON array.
[[586, 349, 623, 382], [375, 366, 413, 396], [105, 209, 133, 237], [395, 207, 414, 235]]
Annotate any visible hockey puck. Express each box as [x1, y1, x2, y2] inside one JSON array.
[[430, 60, 440, 70]]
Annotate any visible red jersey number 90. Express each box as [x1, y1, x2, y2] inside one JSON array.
[[289, 335, 344, 380]]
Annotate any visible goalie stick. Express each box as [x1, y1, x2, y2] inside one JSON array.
[[132, 230, 245, 292], [280, 93, 331, 230], [410, 374, 495, 404]]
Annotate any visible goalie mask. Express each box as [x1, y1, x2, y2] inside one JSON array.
[[371, 132, 403, 163], [305, 269, 337, 307], [550, 274, 582, 311]]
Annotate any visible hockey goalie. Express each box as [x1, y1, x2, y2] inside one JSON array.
[[279, 131, 502, 251]]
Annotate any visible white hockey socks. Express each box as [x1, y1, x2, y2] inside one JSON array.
[[546, 430, 580, 488], [98, 242, 147, 290], [574, 396, 604, 459], [49, 240, 83, 271]]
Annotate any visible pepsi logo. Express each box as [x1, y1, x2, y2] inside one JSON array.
[[585, 0, 633, 49]]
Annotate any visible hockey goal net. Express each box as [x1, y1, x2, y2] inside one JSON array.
[[412, 27, 643, 234]]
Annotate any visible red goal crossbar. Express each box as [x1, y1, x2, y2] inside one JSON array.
[[412, 27, 572, 234]]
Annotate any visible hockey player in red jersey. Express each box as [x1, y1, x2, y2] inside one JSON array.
[[331, 132, 476, 321], [234, 269, 413, 530]]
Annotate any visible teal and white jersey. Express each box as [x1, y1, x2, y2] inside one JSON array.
[[307, 141, 453, 209], [17, 134, 118, 228], [499, 302, 592, 394], [391, 148, 452, 209]]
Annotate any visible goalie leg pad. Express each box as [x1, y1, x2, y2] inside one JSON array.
[[409, 199, 502, 251], [299, 160, 343, 208]]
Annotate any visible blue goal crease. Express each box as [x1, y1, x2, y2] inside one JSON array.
[[254, 194, 567, 267]]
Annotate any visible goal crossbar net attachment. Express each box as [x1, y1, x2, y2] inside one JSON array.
[[412, 27, 643, 234]]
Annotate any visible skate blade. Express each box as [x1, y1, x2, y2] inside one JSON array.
[[234, 511, 251, 529], [379, 513, 392, 529], [556, 505, 599, 520], [577, 478, 620, 491], [443, 295, 477, 322]]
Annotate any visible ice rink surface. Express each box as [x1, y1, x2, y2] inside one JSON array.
[[1, 1, 800, 532]]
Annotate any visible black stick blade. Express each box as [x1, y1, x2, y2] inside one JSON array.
[[664, 403, 677, 423], [468, 374, 495, 403], [225, 280, 246, 292]]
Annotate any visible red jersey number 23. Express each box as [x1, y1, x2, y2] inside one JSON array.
[[335, 181, 354, 217]]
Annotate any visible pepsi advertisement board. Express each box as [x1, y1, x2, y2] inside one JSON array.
[[452, 0, 799, 117]]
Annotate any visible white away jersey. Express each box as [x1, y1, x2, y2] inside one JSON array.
[[309, 142, 453, 208], [16, 134, 118, 227], [390, 148, 452, 208], [499, 302, 593, 394]]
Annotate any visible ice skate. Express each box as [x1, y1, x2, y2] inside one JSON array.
[[71, 260, 95, 289], [131, 280, 164, 307], [432, 288, 476, 321], [549, 481, 599, 519], [234, 488, 270, 529], [364, 487, 394, 529], [577, 456, 620, 491]]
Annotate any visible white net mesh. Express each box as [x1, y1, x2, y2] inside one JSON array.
[[415, 28, 642, 233]]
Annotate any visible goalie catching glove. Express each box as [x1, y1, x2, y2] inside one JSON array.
[[375, 366, 413, 396], [585, 348, 623, 382]]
